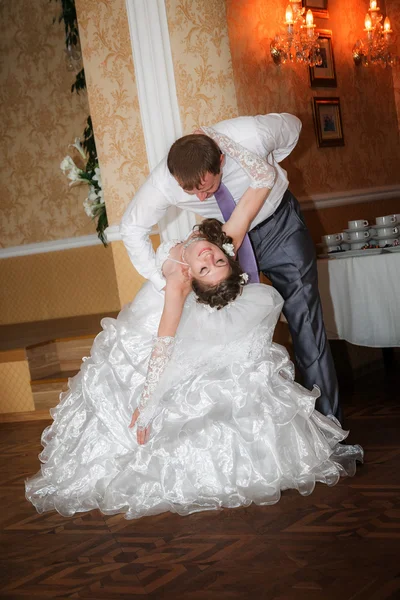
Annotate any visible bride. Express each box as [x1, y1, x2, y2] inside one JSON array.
[[26, 147, 363, 520]]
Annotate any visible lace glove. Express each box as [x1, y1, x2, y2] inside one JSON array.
[[201, 126, 276, 190], [136, 336, 175, 430]]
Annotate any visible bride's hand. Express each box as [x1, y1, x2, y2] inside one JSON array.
[[137, 426, 150, 445], [165, 265, 192, 297], [129, 408, 151, 445]]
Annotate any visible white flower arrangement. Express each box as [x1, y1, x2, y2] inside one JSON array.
[[222, 242, 235, 257], [60, 138, 108, 245], [240, 272, 249, 285]]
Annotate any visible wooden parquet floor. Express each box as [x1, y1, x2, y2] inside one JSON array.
[[1, 366, 399, 600]]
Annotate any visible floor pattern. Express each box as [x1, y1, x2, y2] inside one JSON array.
[[0, 366, 399, 599]]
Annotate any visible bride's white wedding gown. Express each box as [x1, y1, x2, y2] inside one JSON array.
[[25, 241, 363, 520]]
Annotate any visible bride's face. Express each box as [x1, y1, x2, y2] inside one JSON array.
[[184, 239, 230, 286]]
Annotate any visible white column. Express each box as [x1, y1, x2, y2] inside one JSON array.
[[125, 0, 196, 242]]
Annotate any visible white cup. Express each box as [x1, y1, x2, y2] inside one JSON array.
[[375, 226, 398, 237], [341, 242, 350, 251], [376, 215, 397, 226], [322, 233, 343, 245], [350, 241, 369, 250], [345, 230, 370, 242], [348, 219, 369, 230], [377, 237, 399, 248]]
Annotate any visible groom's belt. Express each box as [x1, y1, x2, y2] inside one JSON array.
[[250, 188, 290, 232]]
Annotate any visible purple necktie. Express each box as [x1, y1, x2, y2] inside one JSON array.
[[214, 182, 260, 284]]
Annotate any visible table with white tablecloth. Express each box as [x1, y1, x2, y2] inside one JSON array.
[[317, 252, 400, 348]]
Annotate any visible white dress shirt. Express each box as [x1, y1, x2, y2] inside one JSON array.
[[120, 113, 302, 291]]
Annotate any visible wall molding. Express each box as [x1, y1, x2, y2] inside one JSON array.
[[0, 225, 120, 259], [299, 184, 400, 211], [1, 185, 399, 259]]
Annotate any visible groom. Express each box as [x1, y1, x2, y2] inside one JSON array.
[[120, 113, 342, 423]]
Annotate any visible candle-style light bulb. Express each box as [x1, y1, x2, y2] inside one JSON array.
[[370, 0, 377, 11], [365, 13, 372, 30], [285, 4, 294, 24], [306, 9, 314, 27], [384, 16, 391, 32]]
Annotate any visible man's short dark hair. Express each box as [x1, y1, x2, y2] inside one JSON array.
[[167, 134, 221, 190]]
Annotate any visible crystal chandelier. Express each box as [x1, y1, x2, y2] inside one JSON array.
[[352, 0, 398, 67], [270, 0, 322, 66]]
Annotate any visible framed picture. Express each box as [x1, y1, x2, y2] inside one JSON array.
[[309, 30, 337, 88], [312, 97, 344, 148], [302, 0, 328, 19]]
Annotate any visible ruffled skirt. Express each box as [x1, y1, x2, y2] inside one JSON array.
[[26, 282, 363, 519]]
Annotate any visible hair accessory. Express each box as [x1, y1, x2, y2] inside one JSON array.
[[202, 304, 217, 313], [202, 300, 233, 312], [240, 272, 249, 285], [222, 242, 235, 257], [183, 236, 207, 249]]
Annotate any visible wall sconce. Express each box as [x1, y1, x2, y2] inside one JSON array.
[[270, 0, 321, 66], [353, 0, 398, 67]]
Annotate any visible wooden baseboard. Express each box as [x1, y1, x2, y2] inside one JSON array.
[[0, 410, 52, 423], [0, 348, 27, 364]]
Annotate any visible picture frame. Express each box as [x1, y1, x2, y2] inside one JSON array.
[[302, 0, 329, 19], [312, 97, 344, 148], [309, 30, 337, 88]]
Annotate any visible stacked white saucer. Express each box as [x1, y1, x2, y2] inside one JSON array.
[[342, 219, 371, 250], [319, 232, 347, 255], [369, 214, 399, 248], [317, 215, 400, 259]]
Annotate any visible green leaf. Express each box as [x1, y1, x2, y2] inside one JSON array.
[[96, 208, 109, 247], [71, 68, 86, 94]]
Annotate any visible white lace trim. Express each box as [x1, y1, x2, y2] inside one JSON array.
[[137, 336, 175, 429], [155, 239, 181, 282], [201, 126, 276, 190]]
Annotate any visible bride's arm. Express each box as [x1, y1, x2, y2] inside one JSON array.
[[158, 269, 191, 336], [129, 267, 191, 444], [199, 126, 276, 251], [222, 187, 273, 252]]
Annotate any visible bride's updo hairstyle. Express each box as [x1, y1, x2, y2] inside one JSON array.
[[191, 219, 244, 310]]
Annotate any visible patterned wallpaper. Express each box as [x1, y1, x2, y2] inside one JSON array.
[[0, 0, 93, 248], [74, 0, 148, 225], [166, 0, 239, 132], [225, 0, 400, 197]]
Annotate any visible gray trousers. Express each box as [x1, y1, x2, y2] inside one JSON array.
[[249, 189, 342, 422]]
